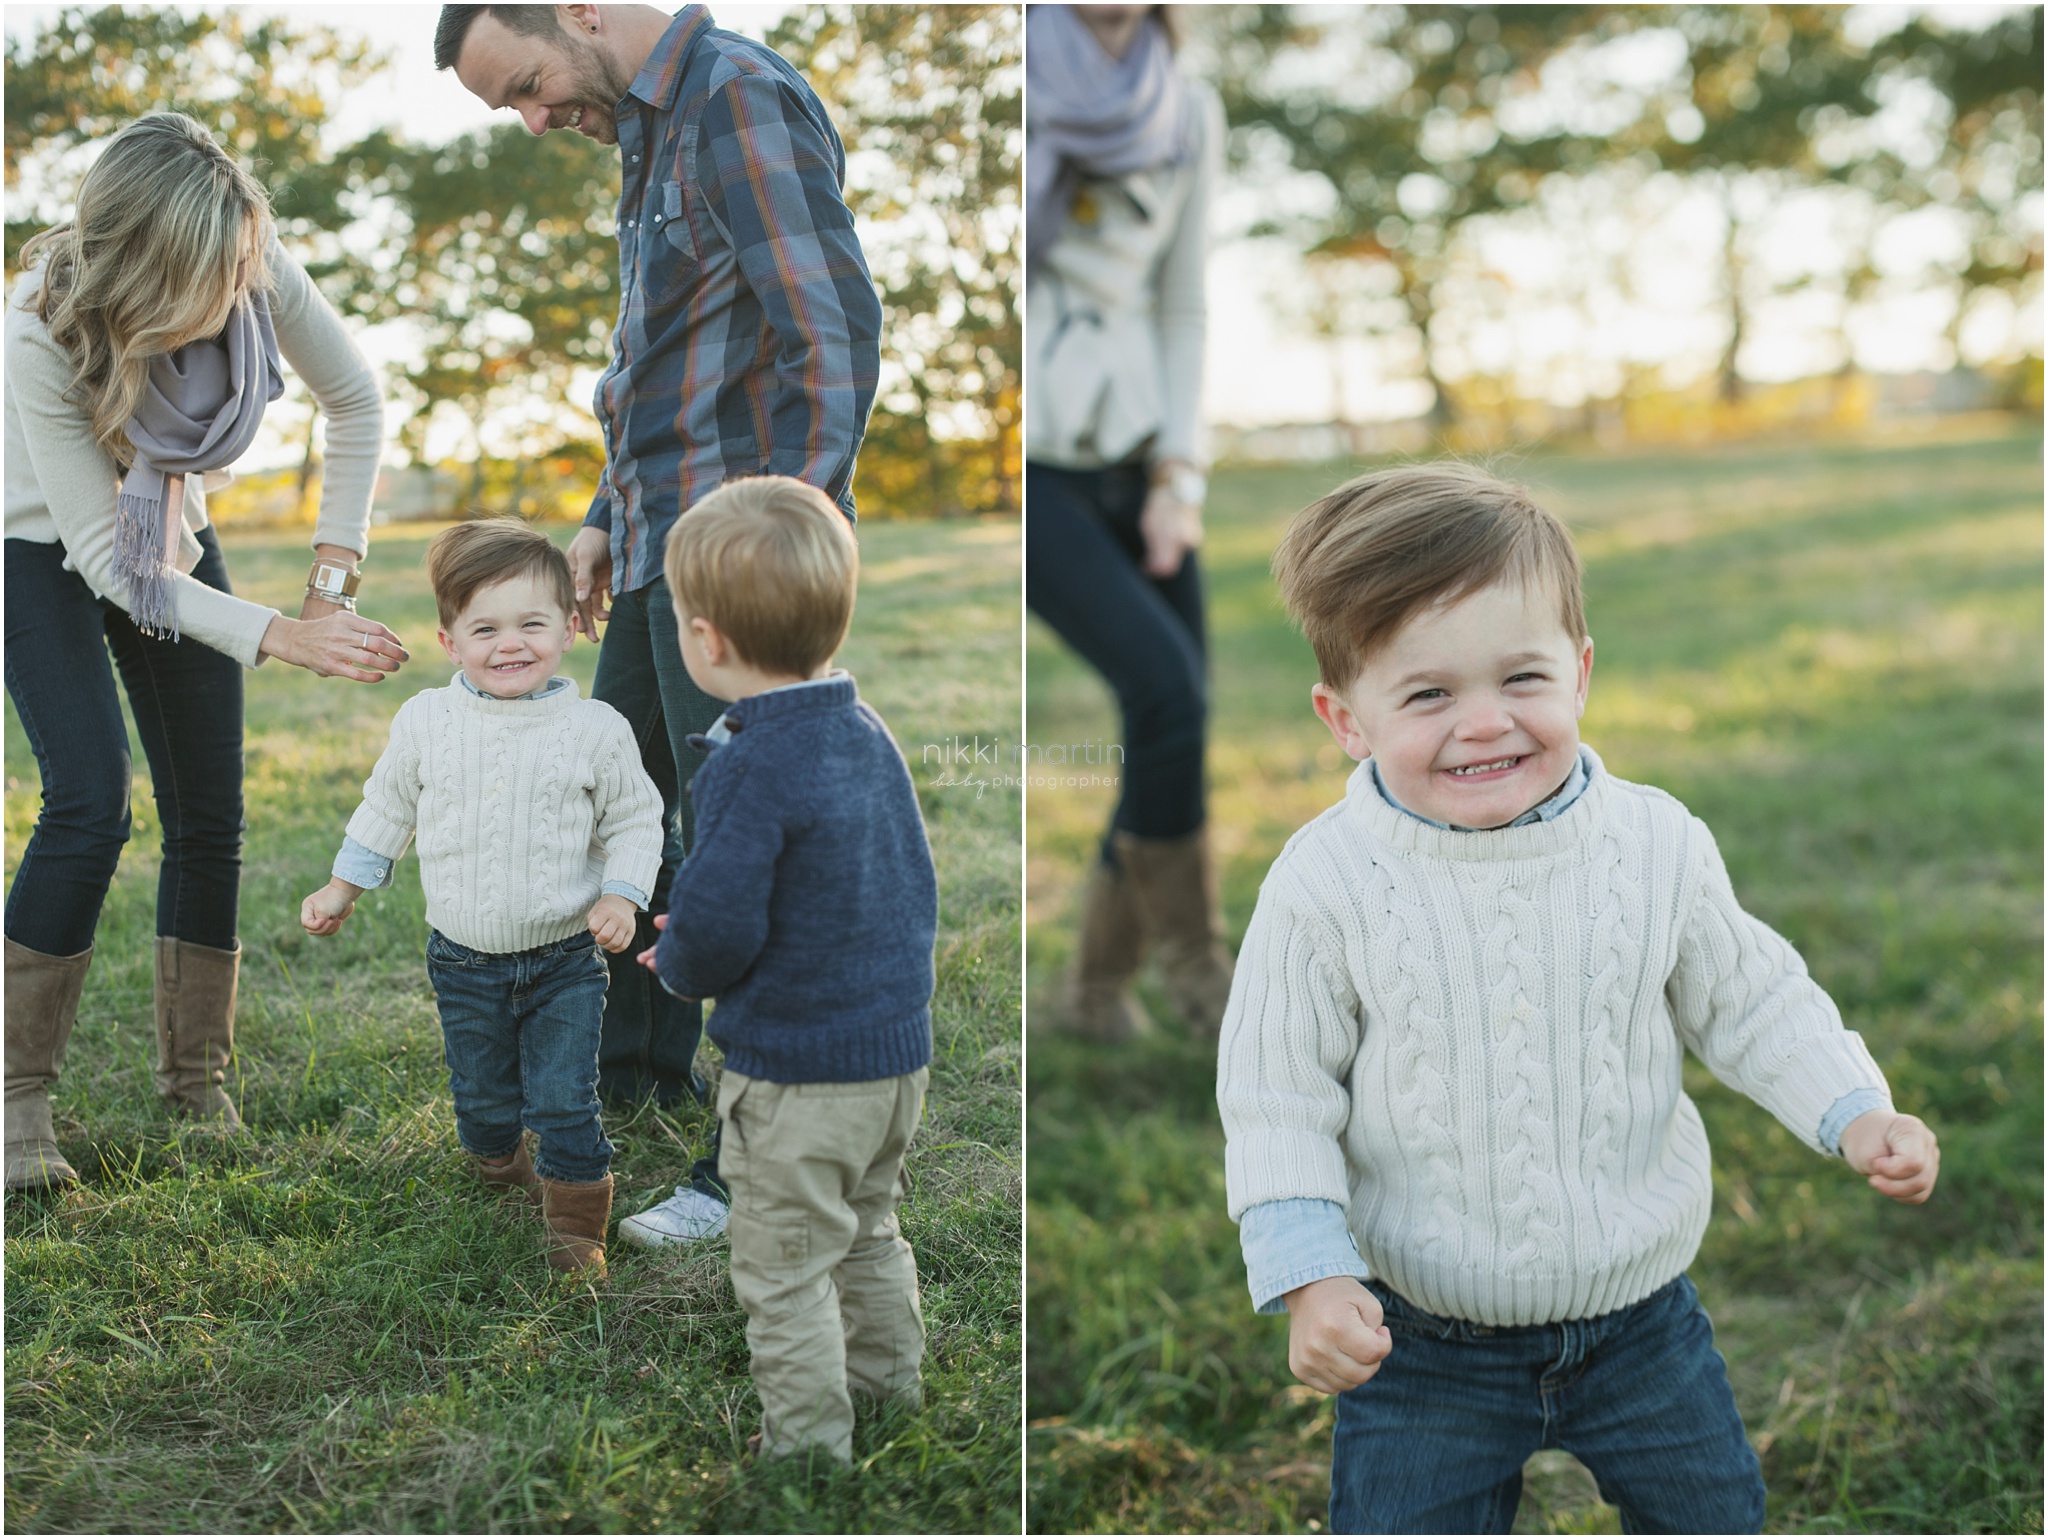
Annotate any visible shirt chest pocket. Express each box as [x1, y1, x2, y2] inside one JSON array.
[[644, 180, 698, 306]]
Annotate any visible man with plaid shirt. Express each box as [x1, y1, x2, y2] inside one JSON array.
[[437, 3, 883, 1243]]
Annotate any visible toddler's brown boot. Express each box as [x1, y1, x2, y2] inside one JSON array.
[[474, 1140, 538, 1206], [541, 1173, 613, 1275]]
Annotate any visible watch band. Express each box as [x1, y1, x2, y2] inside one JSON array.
[[307, 561, 362, 600]]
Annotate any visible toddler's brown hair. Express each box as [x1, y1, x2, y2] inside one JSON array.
[[426, 516, 576, 629], [1272, 463, 1586, 688], [663, 476, 858, 677]]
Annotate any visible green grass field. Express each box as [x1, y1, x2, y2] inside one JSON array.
[[1024, 429, 2043, 1534], [3, 516, 1022, 1533]]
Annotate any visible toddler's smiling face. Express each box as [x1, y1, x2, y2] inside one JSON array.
[[1313, 578, 1593, 829], [438, 571, 572, 699]]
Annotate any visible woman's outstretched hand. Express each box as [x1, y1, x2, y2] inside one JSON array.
[[261, 611, 408, 681]]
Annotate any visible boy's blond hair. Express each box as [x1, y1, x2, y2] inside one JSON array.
[[426, 517, 575, 628], [663, 476, 858, 676], [1272, 463, 1586, 688]]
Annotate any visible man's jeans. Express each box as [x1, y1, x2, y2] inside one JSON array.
[[591, 576, 724, 1195], [1330, 1274, 1766, 1534], [427, 929, 614, 1183], [3, 529, 244, 955]]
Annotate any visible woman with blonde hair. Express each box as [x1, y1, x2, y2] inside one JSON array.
[[4, 111, 405, 1188]]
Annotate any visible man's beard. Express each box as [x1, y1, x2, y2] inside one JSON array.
[[559, 42, 634, 144]]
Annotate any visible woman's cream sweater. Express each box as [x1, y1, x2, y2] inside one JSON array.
[[4, 236, 383, 667], [1026, 79, 1222, 470], [1218, 750, 1892, 1327]]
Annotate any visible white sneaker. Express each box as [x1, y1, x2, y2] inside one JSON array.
[[618, 1185, 730, 1247]]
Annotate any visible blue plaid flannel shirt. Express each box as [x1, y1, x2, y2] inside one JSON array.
[[587, 6, 883, 594]]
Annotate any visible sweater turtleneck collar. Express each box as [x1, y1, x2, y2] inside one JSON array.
[[446, 674, 581, 716], [1345, 745, 1611, 862]]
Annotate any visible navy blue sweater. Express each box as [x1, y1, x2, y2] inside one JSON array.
[[653, 675, 937, 1084]]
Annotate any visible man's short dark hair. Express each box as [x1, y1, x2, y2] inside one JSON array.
[[434, 5, 567, 72]]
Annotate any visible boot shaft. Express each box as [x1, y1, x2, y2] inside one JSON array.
[[541, 1173, 614, 1275], [154, 937, 242, 1126], [4, 937, 93, 1098]]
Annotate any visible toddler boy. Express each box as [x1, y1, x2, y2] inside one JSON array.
[[1219, 464, 1939, 1533], [636, 475, 938, 1465], [302, 518, 663, 1275]]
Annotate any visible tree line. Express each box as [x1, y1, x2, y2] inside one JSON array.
[[4, 5, 1020, 519], [1203, 4, 2041, 430]]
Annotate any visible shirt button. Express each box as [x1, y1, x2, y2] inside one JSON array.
[[626, 219, 635, 228], [630, 154, 639, 162]]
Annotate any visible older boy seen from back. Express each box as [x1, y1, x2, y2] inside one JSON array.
[[633, 475, 939, 1466]]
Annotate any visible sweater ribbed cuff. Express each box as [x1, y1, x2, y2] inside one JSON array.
[[1759, 1029, 1891, 1155], [344, 805, 414, 863], [1223, 1129, 1353, 1221], [602, 839, 664, 903]]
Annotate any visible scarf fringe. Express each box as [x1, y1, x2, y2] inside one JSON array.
[[113, 489, 180, 641]]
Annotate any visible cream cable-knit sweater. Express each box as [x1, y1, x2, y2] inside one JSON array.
[[345, 679, 665, 955], [1219, 748, 1892, 1327]]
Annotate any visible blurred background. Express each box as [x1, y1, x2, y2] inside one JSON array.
[[1189, 3, 2040, 454], [4, 3, 1020, 521], [1026, 5, 2041, 1533]]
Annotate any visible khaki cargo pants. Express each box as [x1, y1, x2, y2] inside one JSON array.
[[718, 1065, 928, 1463]]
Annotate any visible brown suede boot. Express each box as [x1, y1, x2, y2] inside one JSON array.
[[474, 1140, 539, 1206], [154, 937, 242, 1126], [1114, 827, 1236, 1039], [4, 937, 92, 1191], [1058, 855, 1148, 1041], [541, 1174, 613, 1274]]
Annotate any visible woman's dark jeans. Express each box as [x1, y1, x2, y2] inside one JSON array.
[[4, 528, 245, 955], [1330, 1274, 1766, 1534], [1024, 460, 1208, 854]]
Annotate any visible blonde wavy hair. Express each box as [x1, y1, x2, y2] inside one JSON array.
[[18, 112, 273, 464]]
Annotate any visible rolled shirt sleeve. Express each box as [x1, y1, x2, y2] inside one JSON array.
[[1239, 1197, 1371, 1315], [332, 836, 395, 890]]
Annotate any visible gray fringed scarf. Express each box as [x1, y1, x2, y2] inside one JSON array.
[[1025, 5, 1193, 274], [115, 291, 283, 638]]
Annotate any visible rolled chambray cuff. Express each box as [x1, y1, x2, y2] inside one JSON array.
[[1240, 1196, 1371, 1315], [333, 836, 395, 890], [601, 880, 650, 910], [1818, 1087, 1894, 1156]]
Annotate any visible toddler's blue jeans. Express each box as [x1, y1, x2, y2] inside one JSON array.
[[427, 929, 614, 1183], [1331, 1273, 1765, 1534]]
